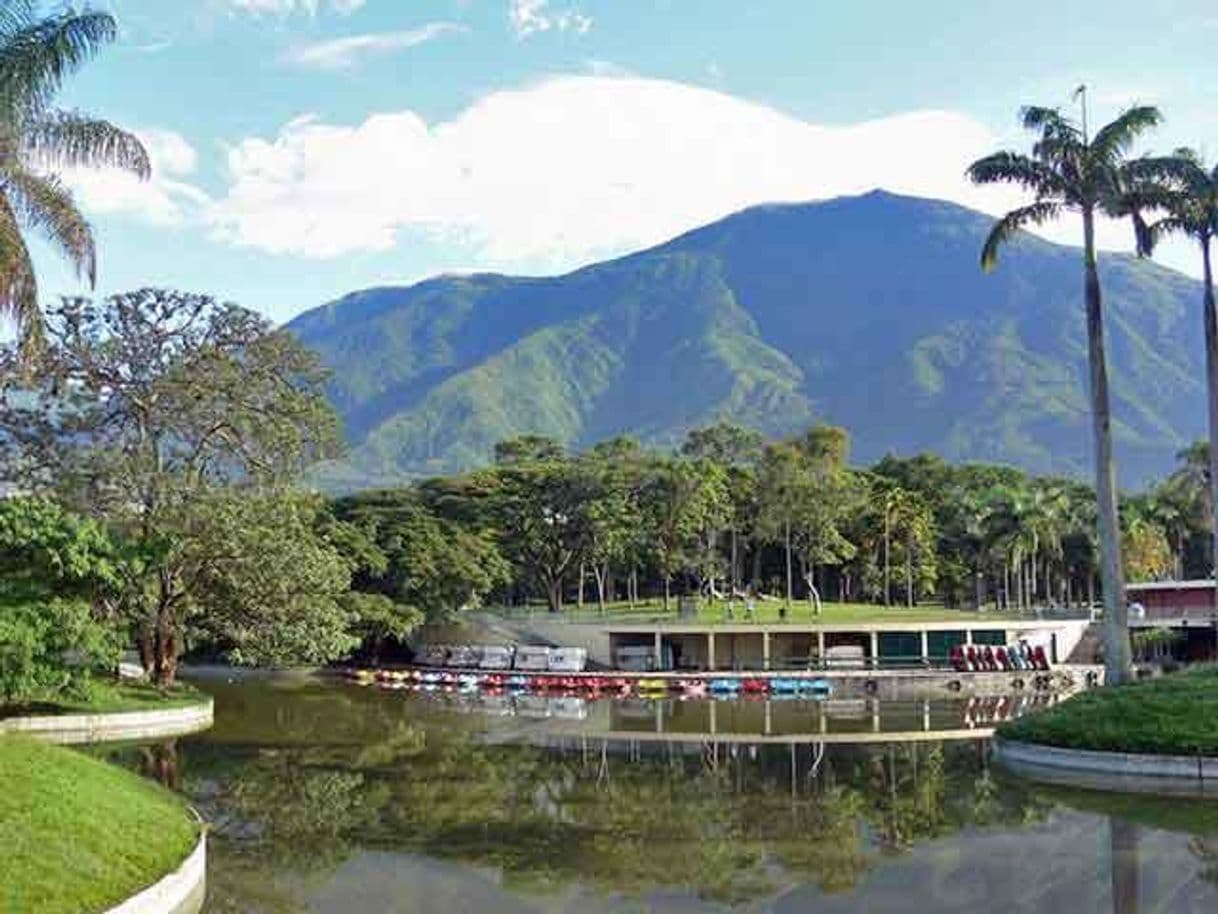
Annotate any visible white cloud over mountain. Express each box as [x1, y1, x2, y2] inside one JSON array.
[[206, 76, 1018, 265], [75, 75, 1186, 275], [283, 23, 467, 69]]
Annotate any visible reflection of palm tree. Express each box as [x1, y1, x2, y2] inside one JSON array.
[[1110, 817, 1141, 914], [1189, 836, 1218, 885]]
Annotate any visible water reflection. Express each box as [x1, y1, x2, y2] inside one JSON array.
[[106, 677, 1218, 913]]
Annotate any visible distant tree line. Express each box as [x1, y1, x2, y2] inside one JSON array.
[[335, 421, 1213, 623]]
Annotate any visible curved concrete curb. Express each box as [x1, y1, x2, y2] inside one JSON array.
[[104, 830, 206, 914], [0, 698, 213, 745], [994, 737, 1218, 795]]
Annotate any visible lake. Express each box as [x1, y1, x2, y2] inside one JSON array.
[[108, 673, 1218, 913]]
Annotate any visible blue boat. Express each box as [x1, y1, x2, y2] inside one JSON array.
[[708, 678, 741, 693]]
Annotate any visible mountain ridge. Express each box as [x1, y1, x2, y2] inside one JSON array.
[[289, 190, 1205, 490]]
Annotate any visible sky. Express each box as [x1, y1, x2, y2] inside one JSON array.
[[33, 0, 1218, 325]]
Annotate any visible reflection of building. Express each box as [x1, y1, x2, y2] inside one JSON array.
[[1125, 580, 1218, 662]]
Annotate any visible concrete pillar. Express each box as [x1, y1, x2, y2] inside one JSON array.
[[819, 709, 828, 734], [654, 631, 663, 671], [920, 630, 930, 664], [871, 699, 880, 733], [816, 631, 825, 667], [922, 699, 931, 732], [709, 699, 718, 734], [656, 701, 664, 733], [764, 699, 772, 736], [965, 629, 974, 646], [870, 632, 880, 668], [763, 631, 771, 671], [707, 632, 716, 671]]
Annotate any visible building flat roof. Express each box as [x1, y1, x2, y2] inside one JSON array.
[[1126, 580, 1216, 591], [606, 619, 1088, 635]]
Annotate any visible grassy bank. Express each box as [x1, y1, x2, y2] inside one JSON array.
[[998, 665, 1218, 756], [1, 677, 206, 720], [0, 736, 199, 914], [493, 598, 1037, 626]]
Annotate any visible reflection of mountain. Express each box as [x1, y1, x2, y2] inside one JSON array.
[[129, 678, 1218, 912]]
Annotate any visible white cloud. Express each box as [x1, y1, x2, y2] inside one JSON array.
[[283, 23, 466, 70], [67, 129, 209, 227], [227, 0, 365, 16], [209, 76, 1022, 264], [509, 0, 592, 39]]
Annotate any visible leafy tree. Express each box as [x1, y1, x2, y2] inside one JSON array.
[[0, 290, 340, 684], [756, 441, 812, 608], [968, 97, 1162, 684], [0, 497, 119, 703], [181, 490, 376, 668], [641, 456, 730, 609], [336, 489, 509, 628], [486, 459, 596, 611], [0, 4, 149, 356], [493, 435, 565, 466], [682, 422, 763, 597]]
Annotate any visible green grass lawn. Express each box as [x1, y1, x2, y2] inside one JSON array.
[[998, 664, 1218, 756], [494, 597, 1034, 626], [0, 677, 207, 720], [0, 736, 199, 914]]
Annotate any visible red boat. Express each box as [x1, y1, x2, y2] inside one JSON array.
[[741, 677, 769, 694]]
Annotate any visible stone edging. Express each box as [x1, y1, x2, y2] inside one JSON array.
[[994, 737, 1218, 785], [0, 698, 213, 745], [104, 829, 206, 914]]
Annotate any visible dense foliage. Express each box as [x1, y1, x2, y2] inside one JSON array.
[[0, 290, 402, 692], [0, 497, 118, 703], [332, 423, 1217, 615]]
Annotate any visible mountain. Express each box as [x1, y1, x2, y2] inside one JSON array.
[[288, 190, 1206, 490]]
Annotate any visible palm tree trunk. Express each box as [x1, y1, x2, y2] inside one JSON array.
[[1084, 206, 1131, 684], [905, 527, 914, 607], [883, 506, 891, 607], [1202, 237, 1218, 609], [784, 518, 793, 609]]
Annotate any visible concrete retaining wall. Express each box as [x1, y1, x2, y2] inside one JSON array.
[[105, 832, 206, 914], [0, 699, 214, 745], [994, 737, 1218, 794]]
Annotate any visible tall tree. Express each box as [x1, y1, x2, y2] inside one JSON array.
[[1131, 149, 1218, 588], [0, 290, 340, 684], [0, 4, 149, 356], [968, 98, 1162, 684]]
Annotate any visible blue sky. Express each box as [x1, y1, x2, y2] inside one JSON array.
[[37, 0, 1218, 324]]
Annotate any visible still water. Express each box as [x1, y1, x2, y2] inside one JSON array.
[[111, 674, 1218, 913]]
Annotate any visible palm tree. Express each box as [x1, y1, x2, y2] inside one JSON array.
[[968, 99, 1163, 685], [1128, 149, 1218, 586], [0, 4, 149, 356]]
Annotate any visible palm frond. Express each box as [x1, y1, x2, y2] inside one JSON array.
[[1090, 106, 1163, 165], [967, 151, 1064, 195], [0, 11, 117, 118], [980, 202, 1062, 272], [0, 192, 42, 357], [1020, 106, 1074, 138], [23, 111, 150, 178], [2, 166, 95, 285], [1145, 215, 1192, 245], [0, 2, 34, 37]]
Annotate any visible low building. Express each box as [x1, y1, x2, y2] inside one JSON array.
[[1125, 580, 1218, 662]]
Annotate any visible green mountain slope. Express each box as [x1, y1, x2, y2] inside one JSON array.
[[289, 190, 1205, 489]]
